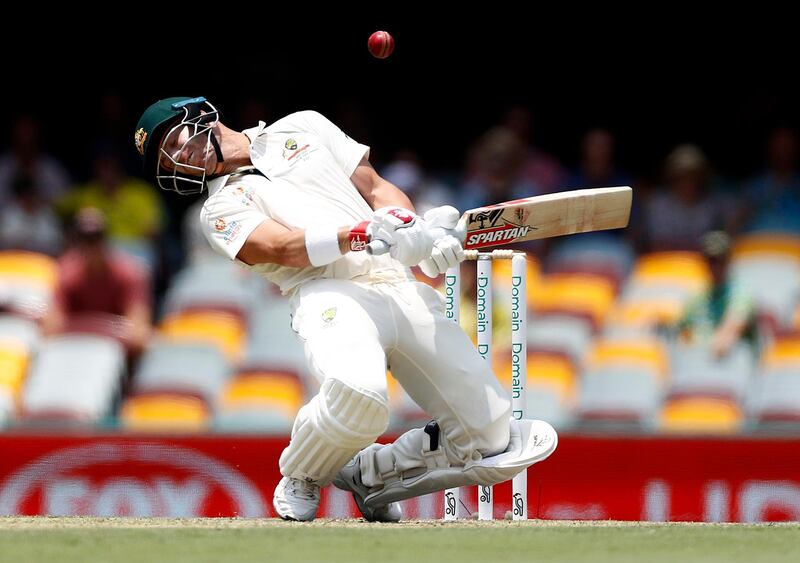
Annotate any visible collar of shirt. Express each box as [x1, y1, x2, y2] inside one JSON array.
[[207, 121, 267, 195]]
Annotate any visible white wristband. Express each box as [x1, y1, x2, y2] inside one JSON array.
[[305, 225, 343, 267]]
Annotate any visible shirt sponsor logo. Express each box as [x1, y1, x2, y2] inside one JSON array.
[[214, 218, 242, 245], [233, 186, 254, 206]]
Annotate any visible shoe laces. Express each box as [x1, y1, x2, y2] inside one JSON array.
[[287, 478, 319, 501]]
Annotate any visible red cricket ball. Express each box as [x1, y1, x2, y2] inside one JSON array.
[[368, 31, 394, 59]]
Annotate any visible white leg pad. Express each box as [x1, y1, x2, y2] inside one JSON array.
[[362, 419, 557, 508], [280, 378, 389, 486]]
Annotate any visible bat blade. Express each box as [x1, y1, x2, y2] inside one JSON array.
[[461, 186, 632, 250]]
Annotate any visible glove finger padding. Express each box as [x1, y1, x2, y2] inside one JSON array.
[[418, 235, 464, 277], [423, 205, 460, 229], [418, 257, 440, 278]]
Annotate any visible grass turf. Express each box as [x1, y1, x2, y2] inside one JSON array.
[[0, 518, 798, 563]]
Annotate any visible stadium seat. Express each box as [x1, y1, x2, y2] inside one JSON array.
[[490, 254, 542, 303], [762, 336, 800, 370], [547, 234, 635, 283], [587, 338, 669, 381], [729, 256, 800, 328], [120, 393, 210, 432], [731, 232, 800, 262], [575, 369, 661, 430], [531, 273, 616, 328], [659, 397, 742, 434], [668, 342, 755, 402], [0, 251, 57, 319], [494, 350, 577, 401], [747, 370, 800, 432], [609, 284, 691, 328], [215, 369, 304, 433], [526, 314, 594, 367], [630, 251, 711, 293], [0, 314, 39, 401], [162, 261, 257, 320], [21, 334, 125, 423], [159, 310, 246, 362], [242, 298, 307, 376], [132, 341, 230, 404]]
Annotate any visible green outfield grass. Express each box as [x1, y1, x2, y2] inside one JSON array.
[[1, 518, 798, 563]]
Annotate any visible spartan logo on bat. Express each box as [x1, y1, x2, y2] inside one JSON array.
[[468, 209, 504, 229], [514, 208, 529, 224]]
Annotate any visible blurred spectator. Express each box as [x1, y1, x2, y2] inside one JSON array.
[[738, 126, 800, 233], [380, 150, 455, 215], [42, 208, 153, 354], [502, 106, 567, 193], [457, 126, 540, 211], [567, 128, 631, 189], [0, 115, 70, 206], [57, 149, 164, 268], [642, 144, 733, 251], [93, 92, 140, 175], [0, 173, 62, 255], [674, 231, 757, 358]]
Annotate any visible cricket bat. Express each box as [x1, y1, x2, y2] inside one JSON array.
[[367, 186, 633, 254]]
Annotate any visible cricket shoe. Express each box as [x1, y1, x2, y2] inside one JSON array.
[[273, 476, 321, 521], [333, 454, 402, 522]]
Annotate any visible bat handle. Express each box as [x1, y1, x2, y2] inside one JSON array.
[[366, 224, 466, 256]]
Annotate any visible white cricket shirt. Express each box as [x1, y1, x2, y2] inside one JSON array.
[[200, 110, 411, 294]]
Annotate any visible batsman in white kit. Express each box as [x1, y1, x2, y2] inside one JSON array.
[[134, 96, 557, 521]]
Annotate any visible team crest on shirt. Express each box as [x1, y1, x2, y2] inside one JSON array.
[[322, 307, 337, 323], [285, 138, 298, 151], [214, 218, 227, 231]]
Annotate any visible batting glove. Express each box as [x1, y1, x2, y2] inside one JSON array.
[[418, 206, 465, 278], [349, 207, 434, 267]]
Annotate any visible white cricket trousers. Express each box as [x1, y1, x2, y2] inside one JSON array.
[[289, 277, 511, 473]]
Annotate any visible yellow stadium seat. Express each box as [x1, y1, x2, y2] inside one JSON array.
[[732, 233, 800, 261], [609, 298, 686, 327], [588, 338, 669, 380], [659, 397, 742, 433], [159, 310, 245, 362], [220, 371, 304, 418], [531, 273, 616, 327], [631, 251, 710, 293], [491, 255, 541, 303], [494, 350, 576, 401], [120, 394, 210, 432], [0, 251, 58, 291], [0, 341, 29, 396], [762, 337, 800, 369]]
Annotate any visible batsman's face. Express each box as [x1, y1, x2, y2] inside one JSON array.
[[158, 114, 219, 177]]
